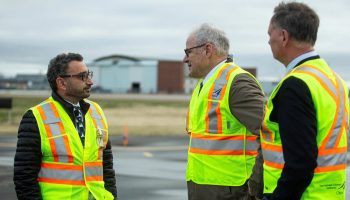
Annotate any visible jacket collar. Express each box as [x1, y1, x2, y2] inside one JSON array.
[[51, 91, 90, 118]]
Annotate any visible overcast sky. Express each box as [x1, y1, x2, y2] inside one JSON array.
[[0, 0, 349, 80]]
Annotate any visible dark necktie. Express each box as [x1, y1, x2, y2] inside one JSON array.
[[73, 106, 85, 145], [198, 81, 203, 95]]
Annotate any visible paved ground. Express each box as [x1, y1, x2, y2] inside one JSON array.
[[0, 134, 189, 200], [0, 134, 349, 199]]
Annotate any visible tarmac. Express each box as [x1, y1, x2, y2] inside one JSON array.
[[0, 134, 189, 200], [0, 134, 349, 200]]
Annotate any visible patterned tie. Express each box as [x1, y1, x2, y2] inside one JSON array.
[[73, 106, 85, 145]]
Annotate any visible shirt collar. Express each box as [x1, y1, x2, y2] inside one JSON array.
[[286, 51, 318, 74], [51, 91, 90, 115], [202, 59, 226, 85], [66, 100, 80, 107]]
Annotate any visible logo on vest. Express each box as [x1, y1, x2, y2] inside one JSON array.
[[213, 88, 222, 97]]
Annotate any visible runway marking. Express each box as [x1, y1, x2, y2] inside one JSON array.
[[143, 152, 154, 157]]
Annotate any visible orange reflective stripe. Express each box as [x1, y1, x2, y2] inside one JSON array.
[[264, 160, 284, 169], [191, 133, 257, 141], [215, 102, 223, 133], [39, 105, 59, 162], [318, 147, 347, 155], [261, 123, 273, 142], [190, 147, 257, 155], [314, 164, 346, 173], [85, 162, 103, 167], [38, 177, 85, 186], [98, 149, 102, 161], [215, 64, 227, 80], [205, 85, 215, 133], [211, 65, 236, 134], [86, 176, 103, 182], [205, 64, 230, 134], [294, 64, 337, 101], [334, 123, 345, 149], [226, 67, 238, 80], [41, 163, 83, 170], [38, 101, 75, 163], [296, 70, 337, 101], [333, 79, 348, 149], [37, 106, 47, 121], [261, 142, 283, 152], [295, 66, 345, 154], [58, 123, 74, 163], [49, 102, 74, 163], [49, 102, 60, 118], [44, 125, 58, 162], [319, 84, 340, 150]]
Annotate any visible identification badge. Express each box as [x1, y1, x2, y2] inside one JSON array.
[[96, 128, 106, 148]]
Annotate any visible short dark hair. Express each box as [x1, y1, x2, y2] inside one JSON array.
[[271, 2, 319, 45], [47, 53, 83, 91]]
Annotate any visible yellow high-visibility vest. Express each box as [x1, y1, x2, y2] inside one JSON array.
[[186, 62, 262, 186], [261, 58, 349, 199], [31, 97, 114, 200]]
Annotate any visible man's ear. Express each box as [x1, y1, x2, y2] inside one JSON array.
[[281, 29, 290, 47], [56, 77, 66, 91], [205, 43, 214, 57]]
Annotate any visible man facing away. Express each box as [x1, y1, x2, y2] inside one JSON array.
[[262, 2, 349, 200], [14, 53, 117, 200], [184, 23, 265, 200]]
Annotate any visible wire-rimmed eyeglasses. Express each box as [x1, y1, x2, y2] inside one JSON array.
[[60, 70, 93, 81]]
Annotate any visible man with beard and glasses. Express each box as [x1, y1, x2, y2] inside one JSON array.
[[14, 53, 117, 200]]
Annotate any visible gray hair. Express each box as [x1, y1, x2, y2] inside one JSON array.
[[191, 23, 230, 56]]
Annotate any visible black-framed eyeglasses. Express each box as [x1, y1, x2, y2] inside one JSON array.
[[60, 70, 93, 81], [184, 43, 206, 57]]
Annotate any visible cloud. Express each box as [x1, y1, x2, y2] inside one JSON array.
[[0, 0, 349, 78]]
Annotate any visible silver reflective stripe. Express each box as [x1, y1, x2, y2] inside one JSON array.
[[210, 65, 236, 101], [262, 149, 284, 165], [86, 101, 106, 159], [317, 153, 346, 167], [88, 101, 104, 128], [85, 166, 103, 177], [296, 66, 337, 98], [42, 103, 61, 124], [246, 140, 259, 151], [191, 137, 258, 151], [208, 101, 220, 133], [38, 168, 84, 181], [296, 67, 346, 150], [325, 77, 345, 149], [208, 65, 237, 133], [191, 138, 244, 150], [263, 150, 347, 167], [41, 103, 69, 163]]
